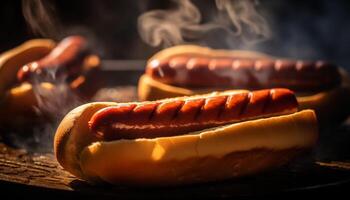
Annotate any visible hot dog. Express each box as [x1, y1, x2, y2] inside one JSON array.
[[0, 39, 55, 99], [17, 36, 96, 83], [54, 89, 318, 186], [16, 35, 101, 99], [0, 36, 100, 127], [138, 45, 350, 126]]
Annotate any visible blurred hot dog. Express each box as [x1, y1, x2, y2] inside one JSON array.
[[138, 45, 350, 126], [0, 36, 101, 127], [17, 36, 93, 82]]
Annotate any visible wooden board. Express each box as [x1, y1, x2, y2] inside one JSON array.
[[0, 143, 75, 190], [0, 139, 350, 198], [1, 82, 350, 198]]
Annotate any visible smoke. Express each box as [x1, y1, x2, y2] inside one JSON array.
[[32, 74, 82, 120], [17, 1, 97, 152], [21, 0, 62, 39], [21, 0, 106, 58], [32, 75, 82, 152], [137, 0, 270, 48], [216, 0, 270, 45], [5, 69, 83, 152]]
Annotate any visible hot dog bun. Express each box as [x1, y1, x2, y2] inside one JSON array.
[[54, 91, 318, 186], [138, 45, 350, 126], [0, 82, 54, 121]]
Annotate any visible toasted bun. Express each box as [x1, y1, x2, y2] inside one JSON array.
[[0, 83, 60, 130], [298, 86, 350, 126], [54, 102, 117, 178], [138, 74, 195, 101], [54, 96, 318, 185], [0, 82, 54, 120]]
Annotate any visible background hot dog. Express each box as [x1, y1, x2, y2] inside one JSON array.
[[139, 45, 350, 127], [17, 36, 91, 83]]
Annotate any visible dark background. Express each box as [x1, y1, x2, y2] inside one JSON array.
[[1, 0, 350, 69]]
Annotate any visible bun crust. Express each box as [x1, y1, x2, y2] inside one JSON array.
[[0, 83, 54, 123], [54, 102, 117, 178], [54, 96, 317, 186]]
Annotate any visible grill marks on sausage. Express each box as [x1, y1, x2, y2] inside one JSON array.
[[89, 89, 298, 140], [146, 56, 341, 91]]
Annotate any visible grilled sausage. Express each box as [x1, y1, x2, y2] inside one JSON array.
[[89, 88, 298, 140], [146, 56, 341, 91]]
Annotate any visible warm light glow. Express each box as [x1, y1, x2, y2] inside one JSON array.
[[151, 143, 166, 161]]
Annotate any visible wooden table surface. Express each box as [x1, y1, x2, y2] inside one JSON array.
[[1, 86, 350, 199]]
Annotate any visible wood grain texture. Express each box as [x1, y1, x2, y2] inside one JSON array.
[[0, 143, 76, 190], [1, 140, 350, 198]]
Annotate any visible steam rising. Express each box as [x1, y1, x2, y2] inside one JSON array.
[[32, 75, 82, 119], [216, 0, 270, 42], [22, 0, 62, 38], [33, 78, 82, 151], [138, 0, 270, 48], [18, 1, 89, 152], [7, 70, 83, 152]]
